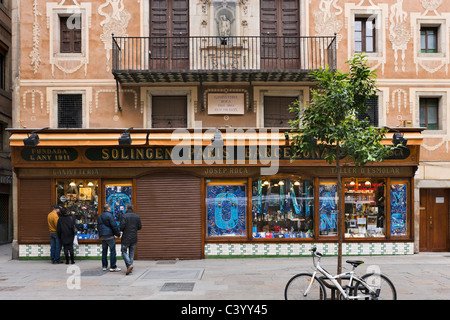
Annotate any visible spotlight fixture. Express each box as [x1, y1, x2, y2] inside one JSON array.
[[23, 127, 49, 146], [392, 131, 407, 147], [119, 127, 133, 145], [384, 126, 408, 147]]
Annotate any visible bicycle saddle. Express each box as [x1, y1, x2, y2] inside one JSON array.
[[346, 260, 364, 267]]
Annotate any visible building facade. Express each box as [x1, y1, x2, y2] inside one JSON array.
[[9, 0, 449, 259], [0, 0, 12, 245]]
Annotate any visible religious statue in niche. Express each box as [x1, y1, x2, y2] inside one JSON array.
[[218, 15, 231, 37], [213, 0, 236, 44]]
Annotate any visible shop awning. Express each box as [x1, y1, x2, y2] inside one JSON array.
[[8, 128, 424, 147]]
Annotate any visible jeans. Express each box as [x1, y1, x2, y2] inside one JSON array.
[[50, 233, 61, 262], [101, 238, 117, 269], [121, 243, 136, 268]]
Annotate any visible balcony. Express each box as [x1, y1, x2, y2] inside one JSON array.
[[112, 35, 337, 83]]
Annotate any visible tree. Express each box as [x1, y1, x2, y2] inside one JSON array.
[[288, 54, 399, 275]]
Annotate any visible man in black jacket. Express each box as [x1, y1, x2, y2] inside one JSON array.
[[120, 203, 142, 275], [98, 204, 121, 272]]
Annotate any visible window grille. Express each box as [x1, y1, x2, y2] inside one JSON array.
[[57, 94, 82, 128]]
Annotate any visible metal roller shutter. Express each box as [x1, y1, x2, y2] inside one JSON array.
[[19, 179, 52, 242], [135, 173, 202, 260]]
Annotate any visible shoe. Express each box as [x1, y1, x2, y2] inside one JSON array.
[[109, 267, 121, 272], [102, 267, 108, 271], [126, 265, 133, 275]]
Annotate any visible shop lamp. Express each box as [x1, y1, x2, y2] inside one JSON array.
[[69, 181, 76, 187], [23, 127, 49, 146], [119, 127, 133, 145], [392, 131, 407, 147], [365, 180, 371, 186], [263, 181, 270, 186], [278, 180, 285, 185], [384, 127, 407, 147], [294, 181, 300, 186], [87, 182, 94, 187]]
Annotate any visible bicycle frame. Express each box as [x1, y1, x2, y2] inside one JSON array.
[[306, 252, 378, 300]]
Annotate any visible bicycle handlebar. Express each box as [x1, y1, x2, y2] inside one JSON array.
[[310, 247, 322, 257]]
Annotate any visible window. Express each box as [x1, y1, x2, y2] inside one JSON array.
[[390, 181, 409, 237], [357, 96, 379, 127], [0, 53, 4, 90], [355, 17, 376, 53], [56, 180, 99, 240], [57, 94, 83, 128], [151, 96, 187, 128], [264, 96, 298, 127], [252, 176, 314, 239], [420, 98, 439, 130], [206, 179, 247, 238], [421, 27, 438, 53], [344, 178, 386, 238], [59, 15, 82, 54], [319, 179, 338, 236]]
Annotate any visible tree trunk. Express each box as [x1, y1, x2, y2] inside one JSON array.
[[336, 144, 343, 276]]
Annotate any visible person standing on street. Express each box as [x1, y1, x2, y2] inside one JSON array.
[[56, 207, 76, 264], [48, 205, 62, 264], [120, 203, 142, 275], [97, 204, 121, 272]]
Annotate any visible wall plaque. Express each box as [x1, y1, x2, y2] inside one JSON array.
[[208, 93, 245, 115]]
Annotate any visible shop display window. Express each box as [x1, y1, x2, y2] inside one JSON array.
[[56, 180, 99, 240], [344, 178, 386, 238], [252, 177, 314, 239], [206, 180, 247, 237], [105, 183, 133, 226], [390, 182, 408, 236], [319, 180, 338, 236]]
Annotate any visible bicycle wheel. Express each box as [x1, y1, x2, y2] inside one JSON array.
[[284, 273, 327, 300], [354, 273, 397, 300]]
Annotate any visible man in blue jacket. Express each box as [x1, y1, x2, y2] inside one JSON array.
[[120, 203, 142, 275], [98, 204, 121, 272]]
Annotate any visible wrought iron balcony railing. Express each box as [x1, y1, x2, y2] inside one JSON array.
[[112, 35, 337, 83]]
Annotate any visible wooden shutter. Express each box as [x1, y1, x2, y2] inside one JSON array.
[[60, 16, 82, 53], [264, 96, 298, 127], [149, 0, 189, 69], [136, 173, 202, 260], [260, 0, 300, 68], [19, 179, 53, 242], [152, 96, 187, 128]]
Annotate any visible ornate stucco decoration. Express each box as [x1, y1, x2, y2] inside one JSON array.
[[421, 0, 443, 16], [30, 0, 42, 74], [98, 0, 131, 72], [313, 0, 343, 45], [389, 0, 410, 72]]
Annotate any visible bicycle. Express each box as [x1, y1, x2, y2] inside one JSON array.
[[284, 247, 397, 300]]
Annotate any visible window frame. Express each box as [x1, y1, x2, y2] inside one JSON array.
[[420, 97, 440, 130], [354, 17, 376, 53]]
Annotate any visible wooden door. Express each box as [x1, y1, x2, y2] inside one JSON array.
[[260, 0, 300, 70], [135, 173, 202, 260], [419, 189, 449, 252], [151, 96, 187, 128], [149, 0, 189, 70]]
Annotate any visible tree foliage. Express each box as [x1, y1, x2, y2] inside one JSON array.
[[289, 53, 396, 166]]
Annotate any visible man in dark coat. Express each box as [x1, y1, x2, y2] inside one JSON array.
[[56, 207, 76, 264], [97, 204, 121, 272], [120, 203, 142, 275]]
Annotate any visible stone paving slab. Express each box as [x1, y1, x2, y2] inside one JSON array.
[[0, 243, 449, 301]]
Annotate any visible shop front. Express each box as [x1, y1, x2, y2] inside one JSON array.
[[9, 129, 422, 259]]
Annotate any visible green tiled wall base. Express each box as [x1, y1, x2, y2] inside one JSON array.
[[19, 242, 415, 259], [18, 244, 120, 259], [205, 242, 415, 257]]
